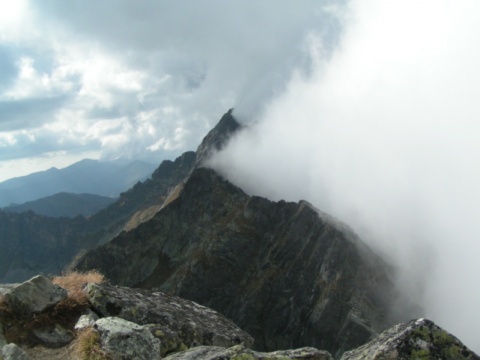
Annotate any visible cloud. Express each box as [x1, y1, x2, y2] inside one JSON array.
[[209, 0, 480, 352], [0, 96, 71, 131], [0, 0, 347, 177]]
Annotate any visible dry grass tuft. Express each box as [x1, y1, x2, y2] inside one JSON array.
[[52, 270, 104, 305], [74, 327, 110, 360]]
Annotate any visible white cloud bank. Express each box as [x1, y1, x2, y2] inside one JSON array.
[[210, 0, 480, 352]]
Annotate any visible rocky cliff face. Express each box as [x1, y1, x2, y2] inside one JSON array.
[[74, 166, 416, 357], [195, 108, 241, 167]]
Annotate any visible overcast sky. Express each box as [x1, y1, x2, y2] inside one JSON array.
[[0, 0, 342, 182]]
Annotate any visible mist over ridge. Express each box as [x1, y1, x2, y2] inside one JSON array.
[[209, 0, 480, 352]]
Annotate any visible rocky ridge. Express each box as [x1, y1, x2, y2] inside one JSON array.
[[1, 275, 478, 360], [75, 166, 405, 356]]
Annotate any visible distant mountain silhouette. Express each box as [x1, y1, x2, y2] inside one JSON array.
[[4, 192, 116, 218], [0, 159, 156, 207]]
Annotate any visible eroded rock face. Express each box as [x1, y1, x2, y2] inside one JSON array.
[[340, 318, 480, 359], [164, 344, 334, 360], [94, 317, 161, 360], [76, 167, 418, 356], [3, 275, 67, 317], [86, 282, 253, 356]]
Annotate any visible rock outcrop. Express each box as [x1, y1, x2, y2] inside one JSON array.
[[0, 275, 254, 358], [93, 317, 161, 360], [341, 318, 480, 360], [164, 344, 334, 360], [75, 167, 415, 357], [3, 275, 67, 317], [195, 108, 242, 167], [1, 265, 479, 359], [86, 282, 253, 355]]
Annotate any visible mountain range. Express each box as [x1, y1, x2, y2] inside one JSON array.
[[0, 110, 478, 359], [0, 159, 157, 208], [3, 193, 116, 218]]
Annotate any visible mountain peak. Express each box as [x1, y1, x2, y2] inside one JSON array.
[[195, 109, 242, 166]]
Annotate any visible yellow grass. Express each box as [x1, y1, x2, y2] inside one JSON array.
[[74, 327, 109, 360], [52, 270, 104, 305]]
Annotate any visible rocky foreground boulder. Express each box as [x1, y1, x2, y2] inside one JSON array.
[[93, 317, 161, 360], [0, 275, 252, 359], [1, 275, 479, 359], [164, 344, 334, 360], [86, 282, 253, 355], [341, 318, 480, 360], [3, 275, 67, 317]]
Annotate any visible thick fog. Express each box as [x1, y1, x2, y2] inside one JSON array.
[[209, 0, 480, 352]]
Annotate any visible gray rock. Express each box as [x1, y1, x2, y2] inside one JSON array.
[[340, 318, 480, 359], [0, 325, 6, 348], [74, 308, 99, 331], [195, 108, 242, 167], [164, 344, 333, 360], [3, 275, 67, 317], [32, 324, 73, 347], [1, 343, 30, 360], [86, 282, 253, 356], [93, 317, 161, 360], [0, 284, 18, 296]]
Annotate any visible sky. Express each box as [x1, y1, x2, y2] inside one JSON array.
[[0, 0, 342, 182], [1, 0, 480, 353]]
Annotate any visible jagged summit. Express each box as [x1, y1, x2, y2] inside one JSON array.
[[195, 108, 242, 166]]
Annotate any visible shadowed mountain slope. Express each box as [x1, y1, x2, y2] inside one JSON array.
[[4, 192, 116, 218], [75, 166, 419, 357]]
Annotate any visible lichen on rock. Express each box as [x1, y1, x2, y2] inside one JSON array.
[[3, 275, 67, 317], [86, 282, 253, 356], [340, 318, 480, 359], [93, 317, 161, 360], [164, 344, 334, 360]]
